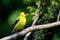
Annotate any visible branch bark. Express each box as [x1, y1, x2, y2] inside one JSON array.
[[1, 21, 60, 40]]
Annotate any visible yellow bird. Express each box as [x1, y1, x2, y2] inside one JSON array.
[[12, 12, 28, 33]]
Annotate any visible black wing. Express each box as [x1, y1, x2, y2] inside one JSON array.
[[12, 19, 19, 33], [13, 19, 19, 27]]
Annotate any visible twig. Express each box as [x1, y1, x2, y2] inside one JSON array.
[[1, 21, 60, 40], [23, 32, 31, 40]]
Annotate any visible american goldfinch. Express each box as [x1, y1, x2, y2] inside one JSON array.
[[12, 12, 28, 33]]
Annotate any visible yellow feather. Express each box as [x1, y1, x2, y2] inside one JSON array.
[[13, 12, 27, 32]]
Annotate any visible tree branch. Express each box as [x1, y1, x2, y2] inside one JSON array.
[[0, 21, 60, 40]]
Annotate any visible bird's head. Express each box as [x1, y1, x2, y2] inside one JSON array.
[[20, 12, 28, 17]]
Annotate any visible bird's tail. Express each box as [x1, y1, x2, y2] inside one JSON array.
[[12, 29, 14, 33], [12, 29, 16, 34]]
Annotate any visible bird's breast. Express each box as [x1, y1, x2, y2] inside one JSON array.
[[14, 17, 26, 31]]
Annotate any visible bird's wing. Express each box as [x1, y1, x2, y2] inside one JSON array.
[[12, 19, 19, 33], [13, 19, 19, 27]]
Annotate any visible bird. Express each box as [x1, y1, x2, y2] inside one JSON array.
[[12, 12, 28, 33]]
